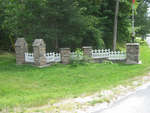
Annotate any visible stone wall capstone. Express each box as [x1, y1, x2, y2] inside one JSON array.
[[15, 38, 28, 65], [82, 46, 92, 62], [60, 48, 71, 64], [82, 46, 92, 57], [126, 43, 140, 64], [32, 39, 47, 67]]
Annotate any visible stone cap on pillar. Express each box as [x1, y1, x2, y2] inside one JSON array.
[[60, 48, 70, 50], [15, 38, 28, 47], [82, 46, 92, 49], [32, 39, 45, 47], [126, 43, 139, 46]]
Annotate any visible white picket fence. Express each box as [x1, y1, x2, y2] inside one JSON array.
[[45, 52, 61, 63], [25, 53, 34, 63], [108, 51, 126, 60], [25, 49, 126, 63], [92, 49, 110, 58], [92, 49, 126, 60], [71, 49, 126, 61], [25, 52, 61, 63]]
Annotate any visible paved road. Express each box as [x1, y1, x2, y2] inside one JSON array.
[[92, 38, 150, 113], [94, 38, 150, 113], [93, 83, 150, 113]]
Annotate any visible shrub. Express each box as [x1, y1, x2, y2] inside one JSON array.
[[70, 48, 84, 66], [135, 38, 147, 46]]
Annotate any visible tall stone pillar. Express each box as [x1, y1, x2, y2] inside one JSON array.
[[32, 39, 47, 67], [82, 46, 92, 58], [126, 43, 140, 64], [15, 38, 28, 65], [60, 48, 71, 64]]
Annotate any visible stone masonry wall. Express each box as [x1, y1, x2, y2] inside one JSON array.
[[60, 48, 71, 64], [126, 43, 140, 64], [15, 38, 140, 67], [15, 38, 28, 65], [82, 46, 92, 57], [32, 39, 47, 66]]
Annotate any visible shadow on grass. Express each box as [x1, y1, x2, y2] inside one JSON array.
[[117, 62, 141, 67]]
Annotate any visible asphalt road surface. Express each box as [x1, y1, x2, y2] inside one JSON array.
[[93, 37, 150, 113], [93, 83, 150, 113]]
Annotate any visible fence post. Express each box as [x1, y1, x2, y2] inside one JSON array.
[[15, 38, 28, 65], [126, 43, 140, 64], [82, 46, 92, 62], [83, 46, 92, 57], [60, 48, 71, 64], [32, 39, 47, 67]]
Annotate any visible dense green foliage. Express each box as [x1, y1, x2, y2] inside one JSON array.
[[0, 45, 150, 111], [135, 0, 150, 39], [0, 0, 149, 51]]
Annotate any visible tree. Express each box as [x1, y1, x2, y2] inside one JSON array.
[[98, 0, 131, 49], [113, 0, 120, 51], [0, 0, 143, 51], [0, 0, 14, 51], [76, 0, 105, 48], [135, 0, 150, 39], [3, 0, 87, 50]]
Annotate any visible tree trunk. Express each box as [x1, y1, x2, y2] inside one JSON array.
[[55, 35, 59, 50], [113, 0, 120, 51], [55, 23, 59, 50]]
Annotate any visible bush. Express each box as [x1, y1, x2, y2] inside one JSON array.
[[135, 38, 147, 46], [70, 48, 84, 66], [70, 48, 92, 66]]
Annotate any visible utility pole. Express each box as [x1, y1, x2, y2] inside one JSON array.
[[113, 0, 120, 51], [132, 0, 135, 43]]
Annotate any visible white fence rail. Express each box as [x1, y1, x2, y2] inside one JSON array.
[[25, 49, 126, 63], [45, 52, 61, 63], [25, 53, 34, 63], [25, 52, 61, 63], [92, 49, 126, 60], [92, 49, 110, 58], [108, 51, 126, 60]]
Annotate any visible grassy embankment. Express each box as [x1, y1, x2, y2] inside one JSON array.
[[0, 46, 150, 110]]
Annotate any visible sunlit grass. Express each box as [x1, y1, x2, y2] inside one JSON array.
[[0, 46, 150, 110]]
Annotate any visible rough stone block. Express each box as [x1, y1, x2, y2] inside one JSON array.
[[82, 46, 92, 57], [33, 39, 47, 66], [60, 48, 71, 64], [15, 38, 28, 65], [126, 43, 140, 64]]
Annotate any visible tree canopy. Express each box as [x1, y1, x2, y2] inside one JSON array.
[[0, 0, 149, 51]]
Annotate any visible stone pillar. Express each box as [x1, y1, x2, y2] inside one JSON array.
[[126, 43, 140, 64], [82, 46, 92, 58], [15, 38, 28, 65], [60, 48, 71, 64], [32, 39, 47, 67]]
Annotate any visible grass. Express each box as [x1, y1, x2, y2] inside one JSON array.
[[89, 97, 111, 106], [0, 46, 150, 110]]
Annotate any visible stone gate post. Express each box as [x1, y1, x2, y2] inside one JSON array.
[[126, 43, 140, 64], [60, 48, 71, 64], [82, 46, 92, 57], [32, 39, 47, 67], [15, 38, 28, 65]]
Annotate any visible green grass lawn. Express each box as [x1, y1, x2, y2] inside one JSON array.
[[0, 46, 150, 110]]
